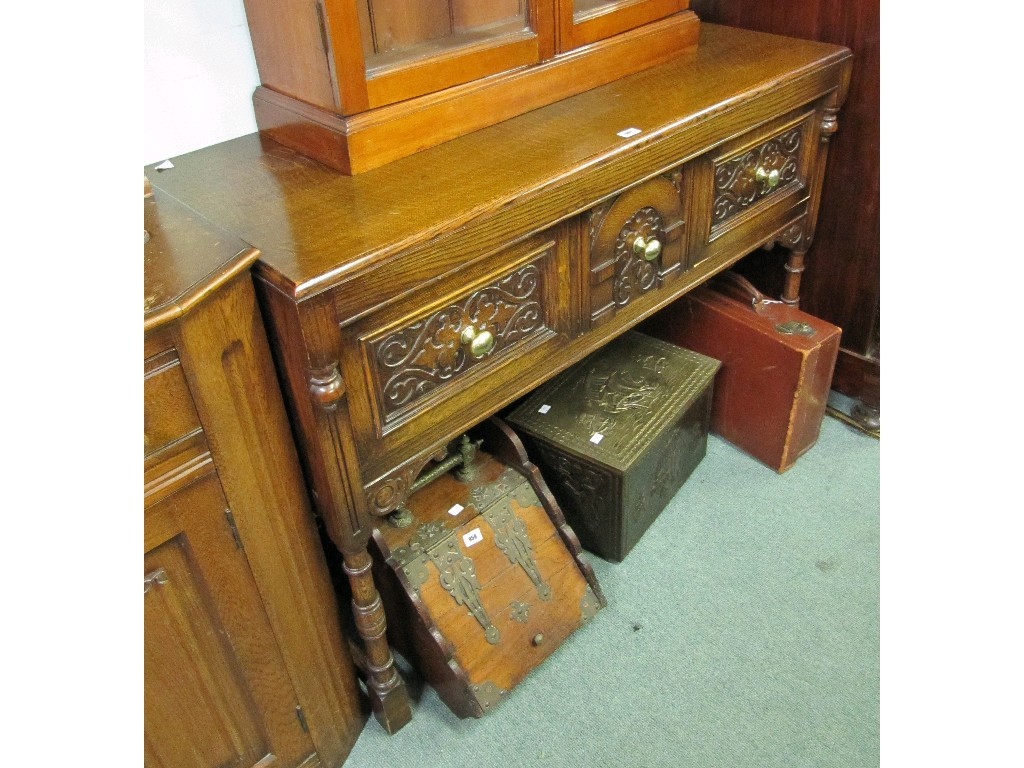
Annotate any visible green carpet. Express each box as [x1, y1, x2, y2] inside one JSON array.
[[345, 414, 880, 767]]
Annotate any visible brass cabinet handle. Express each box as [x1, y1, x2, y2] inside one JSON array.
[[632, 235, 662, 262], [460, 325, 496, 359], [756, 166, 781, 189]]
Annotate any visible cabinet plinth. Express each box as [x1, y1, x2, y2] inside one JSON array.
[[242, 0, 699, 173]]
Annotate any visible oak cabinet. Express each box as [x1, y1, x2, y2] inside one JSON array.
[[144, 474, 314, 768], [243, 0, 700, 173], [143, 190, 374, 766]]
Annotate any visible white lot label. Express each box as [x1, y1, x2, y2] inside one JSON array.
[[538, 404, 551, 414], [616, 127, 642, 138], [590, 432, 604, 445], [463, 528, 484, 548], [447, 503, 464, 517]]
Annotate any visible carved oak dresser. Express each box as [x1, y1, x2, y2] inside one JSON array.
[[148, 23, 852, 735]]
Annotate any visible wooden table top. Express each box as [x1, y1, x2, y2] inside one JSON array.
[[144, 189, 259, 332], [147, 24, 850, 300]]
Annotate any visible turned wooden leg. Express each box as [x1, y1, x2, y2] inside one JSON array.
[[343, 548, 412, 734], [782, 247, 805, 306]]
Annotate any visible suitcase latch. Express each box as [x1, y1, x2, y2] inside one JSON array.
[[775, 320, 815, 336]]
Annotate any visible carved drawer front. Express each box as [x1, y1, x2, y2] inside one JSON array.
[[587, 170, 686, 329], [356, 233, 564, 441], [690, 110, 817, 268], [144, 347, 202, 456]]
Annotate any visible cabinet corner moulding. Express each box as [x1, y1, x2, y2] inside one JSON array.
[[244, 2, 700, 174]]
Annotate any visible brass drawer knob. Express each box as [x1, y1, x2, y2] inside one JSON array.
[[460, 325, 496, 359], [532, 633, 545, 647], [756, 166, 781, 189], [632, 235, 662, 262]]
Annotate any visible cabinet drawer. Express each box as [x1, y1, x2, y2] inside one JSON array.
[[144, 349, 202, 456], [586, 169, 687, 329], [690, 110, 817, 268], [344, 230, 571, 479]]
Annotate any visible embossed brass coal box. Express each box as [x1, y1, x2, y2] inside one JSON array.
[[506, 331, 720, 562]]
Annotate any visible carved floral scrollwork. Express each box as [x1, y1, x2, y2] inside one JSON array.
[[613, 206, 664, 307], [367, 445, 451, 516], [588, 200, 613, 251], [371, 263, 545, 419], [713, 126, 802, 227]]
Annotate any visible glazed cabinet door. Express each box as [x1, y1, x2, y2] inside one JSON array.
[[144, 472, 316, 768], [557, 0, 690, 50], [345, 0, 556, 110]]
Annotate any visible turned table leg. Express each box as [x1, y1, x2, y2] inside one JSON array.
[[343, 548, 412, 734], [782, 247, 806, 306], [304, 355, 413, 734]]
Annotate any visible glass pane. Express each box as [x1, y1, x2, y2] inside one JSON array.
[[361, 0, 530, 70], [573, 0, 645, 22]]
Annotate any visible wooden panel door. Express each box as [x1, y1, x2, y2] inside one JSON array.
[[144, 471, 316, 768]]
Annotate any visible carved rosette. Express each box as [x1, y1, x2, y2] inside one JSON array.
[[613, 206, 663, 307], [777, 219, 808, 251], [713, 126, 802, 228], [371, 263, 545, 420], [369, 469, 414, 517], [369, 444, 454, 517]]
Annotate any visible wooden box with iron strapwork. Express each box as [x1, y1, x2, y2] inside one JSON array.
[[370, 417, 605, 719]]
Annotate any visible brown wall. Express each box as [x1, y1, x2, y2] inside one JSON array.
[[692, 0, 880, 408]]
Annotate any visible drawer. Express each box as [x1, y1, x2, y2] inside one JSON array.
[[689, 109, 818, 268], [586, 169, 687, 329], [343, 229, 571, 480], [144, 348, 202, 456]]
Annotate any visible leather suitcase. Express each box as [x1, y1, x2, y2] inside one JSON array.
[[639, 271, 841, 473], [370, 418, 605, 719], [505, 331, 720, 562]]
